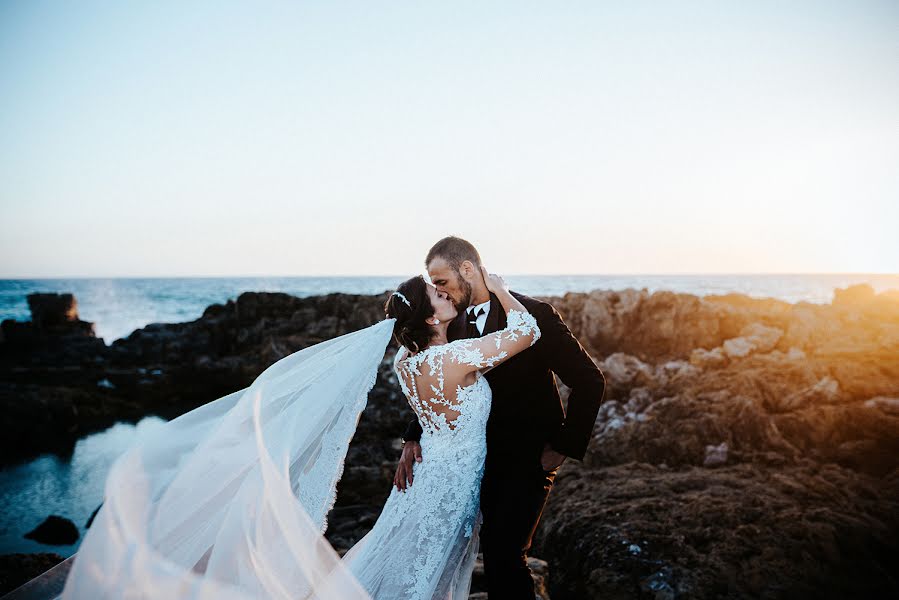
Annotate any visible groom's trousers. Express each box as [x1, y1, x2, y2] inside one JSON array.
[[479, 461, 558, 600]]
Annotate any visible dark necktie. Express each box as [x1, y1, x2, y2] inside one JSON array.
[[466, 307, 485, 338]]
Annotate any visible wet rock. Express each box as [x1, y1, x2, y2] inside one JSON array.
[[0, 381, 146, 466], [23, 516, 79, 546]]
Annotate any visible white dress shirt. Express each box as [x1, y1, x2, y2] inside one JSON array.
[[466, 299, 491, 335]]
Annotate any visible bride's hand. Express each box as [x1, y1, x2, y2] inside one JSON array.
[[480, 266, 508, 295], [394, 441, 422, 492]]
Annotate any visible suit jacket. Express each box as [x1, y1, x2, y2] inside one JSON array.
[[402, 290, 606, 472]]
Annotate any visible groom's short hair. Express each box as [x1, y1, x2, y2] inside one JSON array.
[[426, 236, 482, 272]]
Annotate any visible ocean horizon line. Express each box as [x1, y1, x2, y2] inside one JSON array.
[[3, 273, 899, 346], [2, 272, 897, 281]]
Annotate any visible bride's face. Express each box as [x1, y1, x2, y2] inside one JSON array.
[[425, 282, 458, 325]]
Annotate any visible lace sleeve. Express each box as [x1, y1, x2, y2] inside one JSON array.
[[446, 308, 541, 372]]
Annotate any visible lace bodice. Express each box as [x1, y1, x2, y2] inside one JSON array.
[[392, 308, 541, 438]]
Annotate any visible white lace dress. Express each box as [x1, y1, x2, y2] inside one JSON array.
[[340, 308, 541, 600]]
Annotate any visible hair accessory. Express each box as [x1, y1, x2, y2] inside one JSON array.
[[392, 291, 412, 308]]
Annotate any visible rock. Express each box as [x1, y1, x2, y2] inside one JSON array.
[[832, 284, 899, 322], [771, 402, 899, 476], [23, 516, 79, 546], [468, 554, 550, 599], [533, 461, 899, 600], [787, 347, 806, 360], [26, 293, 80, 330], [739, 322, 784, 353], [0, 292, 106, 373], [863, 396, 899, 416], [0, 553, 66, 597], [640, 566, 677, 600], [722, 323, 783, 358], [703, 442, 728, 467], [550, 289, 740, 362], [657, 360, 699, 384], [690, 347, 726, 368], [85, 503, 103, 529], [722, 335, 754, 358], [778, 376, 841, 412], [528, 556, 551, 600], [834, 283, 877, 305], [598, 353, 656, 397], [4, 283, 899, 596], [0, 291, 395, 466], [0, 382, 143, 466]]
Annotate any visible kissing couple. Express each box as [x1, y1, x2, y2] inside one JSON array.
[[35, 236, 605, 600]]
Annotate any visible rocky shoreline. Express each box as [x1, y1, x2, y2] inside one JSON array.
[[2, 284, 898, 598]]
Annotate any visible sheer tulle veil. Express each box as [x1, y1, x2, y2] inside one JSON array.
[[8, 317, 397, 600]]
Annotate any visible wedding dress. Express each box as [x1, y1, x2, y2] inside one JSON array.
[[343, 308, 540, 598], [8, 309, 539, 600]]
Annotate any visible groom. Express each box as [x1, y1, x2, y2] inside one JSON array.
[[394, 236, 606, 599]]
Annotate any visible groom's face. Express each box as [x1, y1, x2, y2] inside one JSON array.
[[427, 257, 473, 311]]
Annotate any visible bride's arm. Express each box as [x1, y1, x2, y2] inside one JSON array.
[[444, 267, 541, 374]]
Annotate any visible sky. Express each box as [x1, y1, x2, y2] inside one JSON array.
[[1, 1, 897, 277]]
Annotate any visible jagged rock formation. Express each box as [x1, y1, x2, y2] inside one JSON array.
[[2, 284, 898, 598], [533, 285, 899, 599], [0, 291, 392, 465]]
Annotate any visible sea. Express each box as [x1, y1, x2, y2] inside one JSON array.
[[2, 273, 898, 559], [2, 274, 898, 345]]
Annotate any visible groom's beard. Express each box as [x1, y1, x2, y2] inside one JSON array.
[[455, 276, 473, 312]]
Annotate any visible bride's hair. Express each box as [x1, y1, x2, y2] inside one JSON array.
[[384, 275, 437, 353]]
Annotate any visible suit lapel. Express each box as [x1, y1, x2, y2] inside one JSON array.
[[482, 291, 507, 335], [447, 308, 468, 342]]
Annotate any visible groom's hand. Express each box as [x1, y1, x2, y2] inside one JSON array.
[[394, 441, 422, 492], [540, 443, 567, 471]]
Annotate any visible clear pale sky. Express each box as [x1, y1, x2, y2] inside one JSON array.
[[1, 1, 896, 277]]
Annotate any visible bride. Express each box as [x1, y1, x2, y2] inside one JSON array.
[[15, 267, 540, 600]]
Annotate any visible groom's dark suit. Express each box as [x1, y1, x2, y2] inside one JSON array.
[[402, 291, 606, 599]]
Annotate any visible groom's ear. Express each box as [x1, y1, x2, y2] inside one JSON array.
[[459, 260, 478, 281]]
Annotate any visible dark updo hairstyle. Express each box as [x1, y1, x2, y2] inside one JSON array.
[[384, 275, 436, 353]]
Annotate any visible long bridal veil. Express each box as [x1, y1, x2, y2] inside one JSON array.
[[9, 317, 397, 600]]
